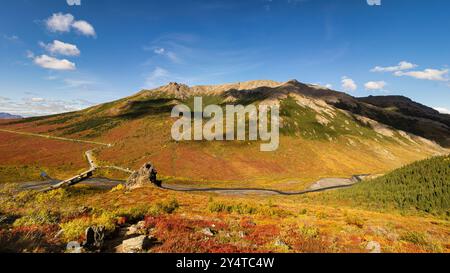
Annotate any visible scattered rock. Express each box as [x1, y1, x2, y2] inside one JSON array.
[[366, 241, 382, 253], [126, 226, 139, 236], [201, 227, 216, 237], [119, 235, 153, 253], [238, 231, 246, 238], [66, 241, 84, 253], [126, 163, 160, 189], [369, 226, 399, 241], [126, 221, 146, 236], [78, 206, 92, 215], [83, 226, 105, 250], [54, 229, 64, 239], [274, 239, 290, 249]]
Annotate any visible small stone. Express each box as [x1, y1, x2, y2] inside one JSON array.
[[78, 206, 92, 215], [54, 229, 64, 239], [126, 225, 139, 236], [121, 235, 152, 253], [238, 231, 246, 238], [274, 239, 290, 249], [136, 221, 146, 229], [66, 241, 84, 253], [366, 241, 382, 253], [201, 227, 216, 237], [125, 221, 147, 236], [83, 226, 105, 250]]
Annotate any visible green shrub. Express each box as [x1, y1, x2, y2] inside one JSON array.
[[35, 189, 68, 204], [208, 202, 257, 214], [400, 231, 428, 246], [345, 215, 364, 228], [114, 205, 151, 222], [207, 201, 289, 217], [148, 199, 180, 216], [13, 210, 59, 227], [59, 212, 117, 243], [299, 225, 319, 238], [60, 218, 91, 242]]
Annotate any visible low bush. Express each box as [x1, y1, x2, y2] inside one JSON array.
[[59, 212, 117, 243], [299, 225, 319, 238], [148, 199, 180, 216], [345, 215, 364, 228], [13, 210, 59, 227]]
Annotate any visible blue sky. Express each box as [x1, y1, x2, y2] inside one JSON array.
[[0, 0, 449, 116]]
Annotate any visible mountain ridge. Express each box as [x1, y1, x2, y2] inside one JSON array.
[[0, 112, 22, 120], [0, 79, 447, 187]]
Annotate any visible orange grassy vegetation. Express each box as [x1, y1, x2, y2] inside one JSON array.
[[94, 115, 443, 190], [0, 132, 94, 182], [1, 184, 447, 253]]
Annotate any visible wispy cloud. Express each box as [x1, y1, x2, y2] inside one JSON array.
[[395, 68, 448, 82], [3, 34, 20, 42], [0, 96, 93, 117], [62, 78, 95, 88], [371, 61, 417, 73], [148, 47, 181, 63], [67, 0, 81, 6], [433, 107, 450, 114], [144, 67, 171, 88]]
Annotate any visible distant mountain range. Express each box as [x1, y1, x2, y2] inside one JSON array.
[[0, 112, 22, 119]]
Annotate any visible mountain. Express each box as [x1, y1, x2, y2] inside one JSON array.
[[0, 80, 448, 188], [0, 112, 22, 119]]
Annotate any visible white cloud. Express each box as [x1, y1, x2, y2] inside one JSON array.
[[31, 97, 45, 102], [63, 79, 94, 88], [40, 40, 80, 56], [341, 76, 357, 92], [0, 97, 93, 117], [434, 107, 450, 114], [367, 0, 381, 6], [67, 0, 81, 6], [72, 20, 96, 37], [166, 51, 180, 63], [46, 13, 75, 33], [145, 67, 170, 88], [45, 13, 95, 37], [311, 83, 333, 89], [3, 35, 20, 42], [151, 47, 180, 63], [371, 61, 417, 73], [395, 68, 449, 81], [26, 50, 35, 58], [364, 81, 387, 91], [33, 55, 76, 71], [154, 48, 166, 54]]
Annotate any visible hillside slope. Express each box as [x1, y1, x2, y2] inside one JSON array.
[[0, 80, 447, 188], [328, 155, 450, 215]]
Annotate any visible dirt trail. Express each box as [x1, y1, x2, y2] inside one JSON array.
[[0, 129, 112, 147], [161, 175, 369, 196], [17, 176, 364, 195]]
